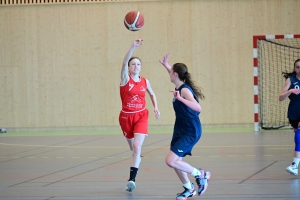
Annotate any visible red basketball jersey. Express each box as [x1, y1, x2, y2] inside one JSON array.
[[120, 76, 148, 113]]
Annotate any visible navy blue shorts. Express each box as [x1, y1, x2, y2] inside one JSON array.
[[170, 118, 201, 157], [288, 102, 300, 121], [171, 134, 200, 157], [289, 119, 300, 129], [288, 101, 300, 129]]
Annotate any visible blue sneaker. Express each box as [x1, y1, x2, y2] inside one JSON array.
[[195, 169, 211, 196], [176, 183, 196, 200]]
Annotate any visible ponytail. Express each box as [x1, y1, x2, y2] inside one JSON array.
[[173, 63, 205, 100]]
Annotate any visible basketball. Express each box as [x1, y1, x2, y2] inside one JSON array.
[[124, 11, 144, 31]]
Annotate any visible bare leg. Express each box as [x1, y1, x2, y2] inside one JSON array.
[[125, 134, 146, 192], [131, 134, 146, 168], [174, 157, 190, 184], [126, 138, 134, 151], [166, 151, 194, 174], [166, 151, 210, 196]]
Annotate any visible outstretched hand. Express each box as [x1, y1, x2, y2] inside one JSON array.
[[133, 39, 143, 47], [291, 88, 300, 95], [159, 53, 170, 66]]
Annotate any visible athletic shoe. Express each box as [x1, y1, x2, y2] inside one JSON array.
[[286, 162, 298, 176], [0, 128, 6, 133], [125, 180, 136, 192], [176, 183, 196, 200], [195, 169, 211, 196]]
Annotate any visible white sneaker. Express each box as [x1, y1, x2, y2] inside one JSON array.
[[126, 180, 136, 192], [195, 169, 211, 196], [286, 162, 298, 176], [176, 183, 196, 200], [0, 128, 6, 133]]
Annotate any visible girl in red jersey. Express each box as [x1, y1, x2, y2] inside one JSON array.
[[119, 39, 160, 192]]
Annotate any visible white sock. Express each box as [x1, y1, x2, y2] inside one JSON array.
[[293, 157, 300, 167], [183, 181, 192, 189], [191, 168, 200, 177]]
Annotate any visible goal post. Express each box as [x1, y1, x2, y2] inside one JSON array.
[[253, 34, 300, 132]]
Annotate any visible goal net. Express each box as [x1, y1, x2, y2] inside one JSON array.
[[257, 37, 300, 129]]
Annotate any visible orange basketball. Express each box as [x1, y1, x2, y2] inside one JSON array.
[[124, 11, 144, 31]]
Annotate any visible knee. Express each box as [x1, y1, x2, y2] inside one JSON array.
[[133, 144, 141, 153], [165, 157, 175, 168]]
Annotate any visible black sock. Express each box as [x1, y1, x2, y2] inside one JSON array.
[[129, 167, 138, 181]]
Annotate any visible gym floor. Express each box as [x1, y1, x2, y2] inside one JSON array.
[[0, 128, 299, 200]]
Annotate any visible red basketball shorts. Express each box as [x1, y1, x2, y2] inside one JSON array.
[[119, 109, 149, 139]]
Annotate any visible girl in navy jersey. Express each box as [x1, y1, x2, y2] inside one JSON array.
[[279, 58, 300, 176], [119, 39, 160, 192], [159, 53, 210, 199]]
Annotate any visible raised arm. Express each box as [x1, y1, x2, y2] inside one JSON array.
[[159, 53, 172, 73], [120, 39, 143, 85]]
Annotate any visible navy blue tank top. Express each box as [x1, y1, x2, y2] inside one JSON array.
[[288, 74, 300, 102], [288, 74, 300, 120], [173, 84, 200, 119]]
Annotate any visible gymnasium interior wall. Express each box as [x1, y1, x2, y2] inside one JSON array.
[[1, 0, 300, 131]]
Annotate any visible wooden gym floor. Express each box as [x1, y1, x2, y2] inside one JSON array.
[[0, 128, 299, 200]]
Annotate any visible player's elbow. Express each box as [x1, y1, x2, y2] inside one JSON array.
[[279, 96, 284, 101], [195, 105, 202, 112]]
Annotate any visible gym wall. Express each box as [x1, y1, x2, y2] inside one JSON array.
[[0, 0, 299, 131]]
